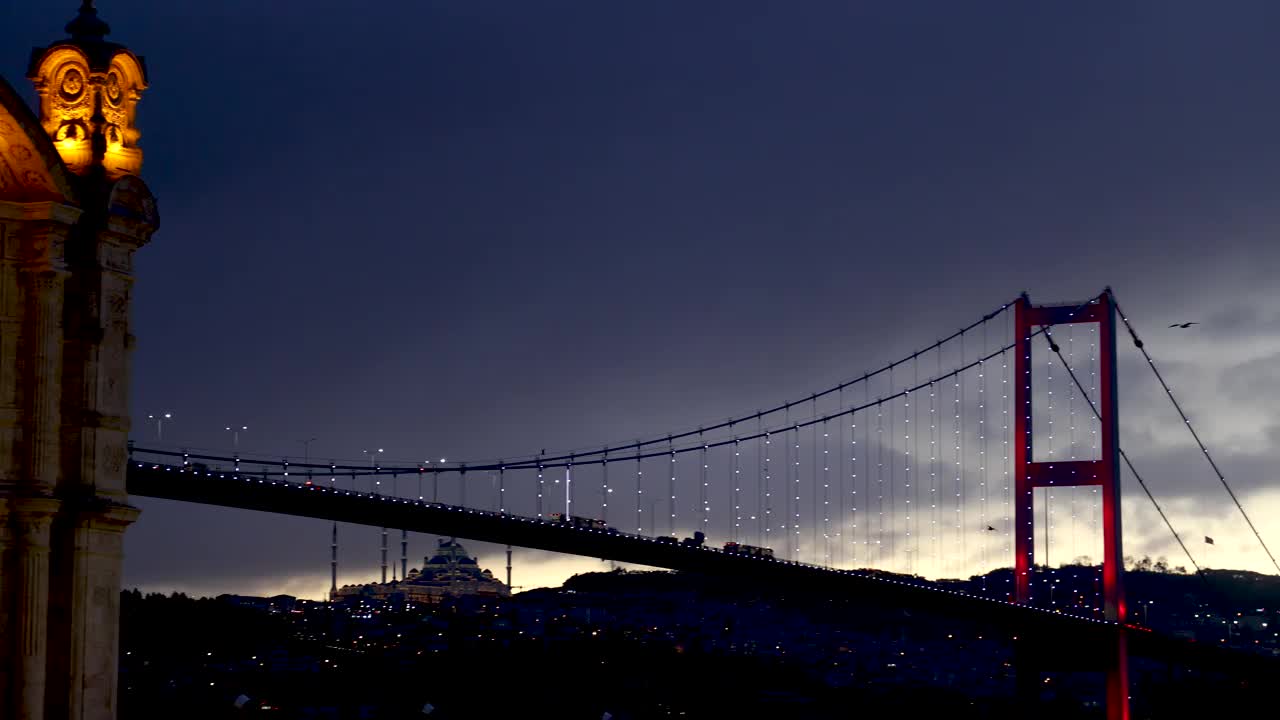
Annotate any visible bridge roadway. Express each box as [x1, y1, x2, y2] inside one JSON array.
[[125, 461, 1269, 673]]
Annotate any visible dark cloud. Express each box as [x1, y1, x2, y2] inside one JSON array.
[[4, 1, 1279, 593]]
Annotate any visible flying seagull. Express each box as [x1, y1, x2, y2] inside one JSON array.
[[1168, 322, 1199, 329]]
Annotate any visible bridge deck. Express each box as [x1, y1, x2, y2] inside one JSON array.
[[125, 462, 1267, 672]]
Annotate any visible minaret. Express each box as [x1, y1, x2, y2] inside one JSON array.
[[380, 527, 388, 583], [400, 529, 408, 580], [330, 523, 338, 597]]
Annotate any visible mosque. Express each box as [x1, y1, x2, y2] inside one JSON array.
[[332, 537, 511, 603]]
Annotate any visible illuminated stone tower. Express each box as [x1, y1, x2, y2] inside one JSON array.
[[0, 3, 158, 719]]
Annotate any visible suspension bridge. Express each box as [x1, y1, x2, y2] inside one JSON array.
[[123, 289, 1280, 719], [1, 8, 1275, 718]]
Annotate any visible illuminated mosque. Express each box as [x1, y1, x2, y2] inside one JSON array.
[[332, 537, 510, 603]]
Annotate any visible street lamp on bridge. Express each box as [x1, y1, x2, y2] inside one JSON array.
[[362, 448, 384, 493], [225, 425, 248, 450], [146, 412, 172, 441], [298, 437, 317, 476]]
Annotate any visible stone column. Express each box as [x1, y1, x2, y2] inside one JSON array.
[[10, 497, 59, 720], [19, 267, 64, 491], [0, 498, 10, 712], [8, 214, 70, 720], [45, 504, 137, 720], [45, 182, 153, 720]]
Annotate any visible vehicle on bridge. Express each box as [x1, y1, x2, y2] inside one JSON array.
[[681, 531, 706, 548], [722, 542, 774, 559], [548, 513, 614, 532]]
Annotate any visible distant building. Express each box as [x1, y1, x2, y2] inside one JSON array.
[[332, 538, 509, 603]]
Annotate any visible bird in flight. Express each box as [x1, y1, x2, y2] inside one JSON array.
[[1168, 322, 1199, 329]]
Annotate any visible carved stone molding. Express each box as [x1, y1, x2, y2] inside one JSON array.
[[9, 496, 61, 547], [0, 200, 82, 224], [80, 502, 140, 534], [0, 75, 77, 204]]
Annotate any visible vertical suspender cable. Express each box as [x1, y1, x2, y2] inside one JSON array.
[[911, 355, 920, 575], [536, 454, 544, 520], [838, 389, 846, 567], [764, 429, 773, 549], [784, 406, 791, 556], [733, 438, 742, 542], [700, 434, 709, 533], [979, 324, 989, 581], [865, 380, 872, 564], [930, 376, 938, 576], [850, 398, 859, 566], [876, 394, 884, 567], [953, 340, 962, 577], [756, 414, 763, 548], [1068, 326, 1077, 568], [1002, 330, 1012, 596], [601, 450, 609, 524], [788, 420, 798, 561], [813, 395, 819, 564], [668, 438, 676, 536], [823, 418, 831, 567], [888, 367, 896, 570], [635, 445, 643, 534], [1045, 330, 1054, 585]]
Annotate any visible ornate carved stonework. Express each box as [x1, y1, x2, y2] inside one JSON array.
[[105, 175, 158, 241], [101, 443, 124, 475], [28, 42, 147, 181], [0, 118, 65, 201]]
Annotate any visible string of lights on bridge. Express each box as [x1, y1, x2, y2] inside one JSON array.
[[129, 288, 1279, 620]]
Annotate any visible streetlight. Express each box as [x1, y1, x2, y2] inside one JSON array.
[[225, 425, 248, 450], [146, 412, 173, 442], [299, 438, 318, 476], [362, 448, 384, 492], [1140, 600, 1155, 627]]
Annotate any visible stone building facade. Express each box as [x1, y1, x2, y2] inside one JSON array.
[[0, 4, 157, 719]]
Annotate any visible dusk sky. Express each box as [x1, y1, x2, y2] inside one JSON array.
[[4, 1, 1280, 599]]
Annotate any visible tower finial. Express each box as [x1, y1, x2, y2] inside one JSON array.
[[66, 0, 110, 41]]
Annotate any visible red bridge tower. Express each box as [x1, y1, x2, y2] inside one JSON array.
[[1014, 291, 1128, 720]]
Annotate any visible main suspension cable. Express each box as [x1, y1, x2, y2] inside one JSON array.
[[1108, 290, 1280, 575], [133, 326, 1046, 475]]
